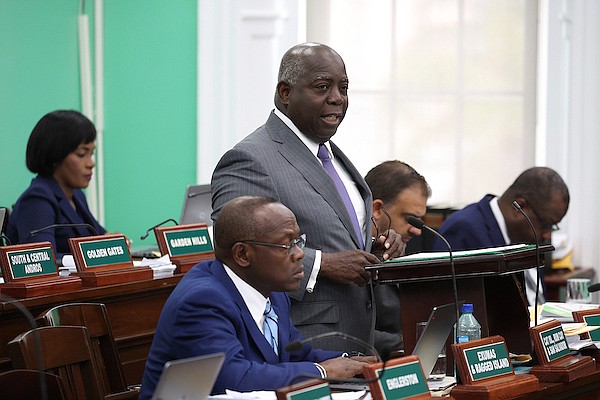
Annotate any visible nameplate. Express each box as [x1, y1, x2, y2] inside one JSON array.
[[0, 242, 82, 297], [69, 234, 132, 270], [157, 225, 213, 257], [573, 309, 600, 341], [363, 355, 430, 400], [529, 320, 570, 364], [529, 318, 596, 382], [453, 336, 512, 385], [155, 223, 215, 273], [0, 242, 58, 281], [275, 379, 331, 400]]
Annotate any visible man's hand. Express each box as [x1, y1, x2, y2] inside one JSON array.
[[319, 356, 374, 379], [320, 250, 380, 285], [372, 229, 406, 261]]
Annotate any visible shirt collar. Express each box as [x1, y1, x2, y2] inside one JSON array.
[[489, 196, 510, 244], [273, 108, 333, 160], [223, 263, 269, 330]]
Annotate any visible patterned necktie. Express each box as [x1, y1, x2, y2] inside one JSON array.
[[263, 299, 279, 355], [317, 144, 364, 249]]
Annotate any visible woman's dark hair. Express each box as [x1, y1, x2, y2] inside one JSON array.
[[26, 110, 96, 177]]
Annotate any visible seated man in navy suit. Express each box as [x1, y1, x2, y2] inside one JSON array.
[[139, 196, 374, 398], [434, 167, 570, 305]]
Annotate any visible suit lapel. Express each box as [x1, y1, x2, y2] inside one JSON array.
[[479, 195, 506, 245], [213, 261, 280, 363], [265, 114, 365, 249], [46, 180, 93, 237]]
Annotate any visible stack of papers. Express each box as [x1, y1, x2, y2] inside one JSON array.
[[536, 302, 599, 323], [136, 255, 176, 278]]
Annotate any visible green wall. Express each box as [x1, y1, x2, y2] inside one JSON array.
[[0, 0, 197, 245]]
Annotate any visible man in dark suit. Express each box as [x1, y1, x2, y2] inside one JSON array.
[[139, 196, 372, 398], [211, 43, 405, 351], [434, 167, 570, 305]]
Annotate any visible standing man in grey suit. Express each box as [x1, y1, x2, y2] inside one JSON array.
[[211, 43, 405, 352]]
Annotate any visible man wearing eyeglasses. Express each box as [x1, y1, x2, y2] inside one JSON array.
[[140, 196, 373, 398], [211, 43, 405, 352], [364, 160, 432, 355], [433, 167, 570, 305]]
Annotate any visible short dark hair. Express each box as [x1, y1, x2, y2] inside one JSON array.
[[26, 110, 96, 177], [214, 196, 280, 260], [503, 166, 570, 207], [365, 160, 431, 204]]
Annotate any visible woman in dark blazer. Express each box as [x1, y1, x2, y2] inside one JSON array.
[[7, 110, 106, 264]]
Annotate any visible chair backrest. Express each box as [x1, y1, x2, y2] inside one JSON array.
[[35, 302, 129, 394], [7, 326, 105, 400], [0, 369, 69, 400]]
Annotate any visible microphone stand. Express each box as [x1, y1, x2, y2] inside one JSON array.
[[407, 216, 460, 384], [140, 218, 178, 240], [29, 223, 98, 237], [512, 200, 541, 327]]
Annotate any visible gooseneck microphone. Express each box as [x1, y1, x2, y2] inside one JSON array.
[[1, 233, 11, 246], [285, 331, 390, 386], [140, 218, 178, 240], [407, 216, 460, 340], [29, 223, 98, 237], [589, 283, 600, 293], [512, 200, 542, 327]]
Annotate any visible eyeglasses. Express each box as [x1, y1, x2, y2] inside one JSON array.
[[239, 234, 306, 256], [527, 203, 560, 232], [371, 207, 392, 240]]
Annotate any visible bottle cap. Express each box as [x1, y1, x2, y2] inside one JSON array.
[[457, 335, 469, 343], [461, 303, 473, 313]]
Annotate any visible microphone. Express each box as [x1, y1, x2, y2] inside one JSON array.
[[140, 218, 178, 240], [1, 233, 12, 246], [589, 283, 600, 293], [407, 216, 460, 338], [285, 331, 390, 386], [0, 293, 48, 400], [29, 223, 98, 237], [512, 200, 542, 327]]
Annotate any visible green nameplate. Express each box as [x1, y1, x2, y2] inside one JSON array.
[[463, 341, 512, 381], [372, 360, 429, 399], [583, 314, 600, 341], [6, 246, 56, 279], [283, 382, 331, 400], [78, 237, 131, 267], [539, 325, 570, 361], [164, 227, 213, 256]]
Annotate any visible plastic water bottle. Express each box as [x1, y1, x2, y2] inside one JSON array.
[[457, 303, 481, 342]]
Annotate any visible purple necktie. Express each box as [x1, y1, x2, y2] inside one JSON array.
[[317, 144, 364, 249]]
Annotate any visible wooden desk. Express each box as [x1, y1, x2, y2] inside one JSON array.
[[0, 274, 183, 385], [545, 267, 595, 302], [445, 364, 600, 399]]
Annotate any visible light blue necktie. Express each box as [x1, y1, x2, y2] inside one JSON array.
[[317, 144, 364, 249], [263, 299, 279, 355]]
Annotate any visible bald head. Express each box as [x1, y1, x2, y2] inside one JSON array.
[[277, 42, 341, 87], [501, 167, 569, 207], [213, 196, 280, 261]]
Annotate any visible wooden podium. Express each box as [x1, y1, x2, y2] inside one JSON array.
[[367, 244, 554, 364]]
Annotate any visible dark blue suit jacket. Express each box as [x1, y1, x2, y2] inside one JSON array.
[[433, 194, 505, 251], [139, 259, 340, 399], [6, 176, 106, 262]]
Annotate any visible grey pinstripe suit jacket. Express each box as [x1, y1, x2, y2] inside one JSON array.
[[211, 111, 375, 351]]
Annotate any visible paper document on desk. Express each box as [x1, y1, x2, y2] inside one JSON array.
[[384, 244, 531, 263], [539, 302, 599, 322], [209, 389, 369, 400]]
